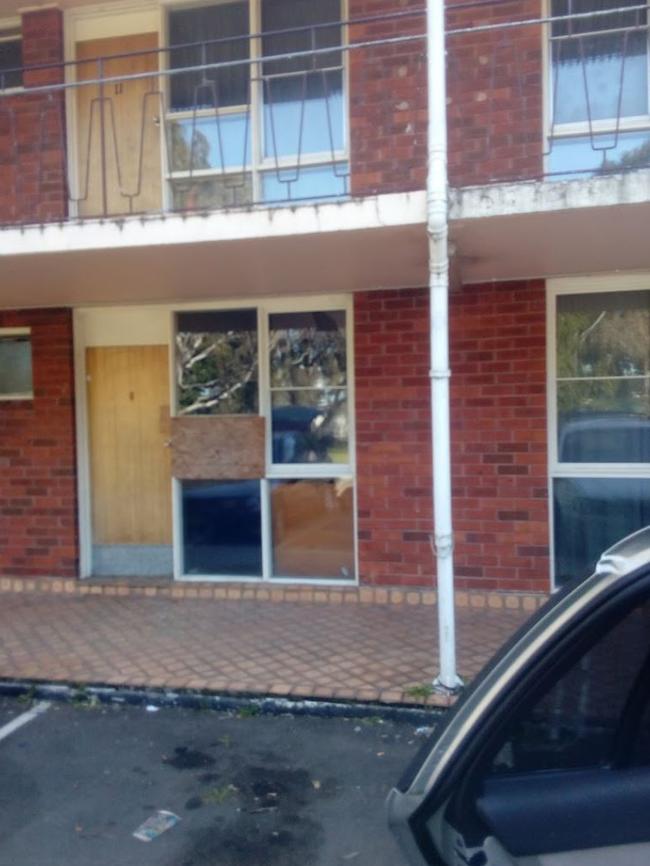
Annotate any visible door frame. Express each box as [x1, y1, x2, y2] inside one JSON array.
[[74, 294, 357, 584]]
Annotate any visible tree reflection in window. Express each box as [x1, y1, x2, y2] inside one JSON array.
[[175, 309, 258, 415], [269, 311, 348, 464]]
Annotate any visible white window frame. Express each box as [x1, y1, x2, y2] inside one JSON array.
[[162, 0, 350, 207], [543, 0, 650, 169], [547, 272, 650, 589], [171, 294, 356, 583], [0, 326, 33, 401]]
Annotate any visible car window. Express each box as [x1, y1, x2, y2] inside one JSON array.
[[489, 598, 650, 775]]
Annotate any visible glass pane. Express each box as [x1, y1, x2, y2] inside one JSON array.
[[269, 310, 346, 387], [175, 309, 258, 415], [169, 2, 249, 111], [550, 0, 648, 124], [490, 596, 650, 774], [548, 130, 650, 177], [557, 291, 650, 378], [0, 38, 22, 89], [558, 379, 650, 462], [553, 477, 650, 584], [182, 480, 262, 576], [168, 114, 251, 171], [262, 164, 348, 203], [271, 390, 348, 464], [262, 0, 342, 76], [271, 478, 354, 579], [263, 70, 344, 158], [0, 335, 32, 396], [171, 174, 253, 210]]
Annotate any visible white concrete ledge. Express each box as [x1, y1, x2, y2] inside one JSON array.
[[450, 169, 650, 221], [0, 191, 427, 258]]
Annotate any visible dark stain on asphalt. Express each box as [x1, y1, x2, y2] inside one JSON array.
[[180, 763, 326, 866], [185, 796, 204, 810], [163, 746, 216, 770], [197, 771, 220, 784], [181, 814, 323, 866]]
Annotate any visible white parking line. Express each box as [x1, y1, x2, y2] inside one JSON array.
[[0, 701, 51, 744]]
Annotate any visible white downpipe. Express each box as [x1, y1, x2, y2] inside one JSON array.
[[427, 0, 462, 692]]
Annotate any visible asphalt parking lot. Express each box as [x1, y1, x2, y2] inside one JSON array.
[[0, 696, 426, 866]]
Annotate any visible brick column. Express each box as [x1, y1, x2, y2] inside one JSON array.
[[0, 8, 67, 225], [0, 309, 78, 578]]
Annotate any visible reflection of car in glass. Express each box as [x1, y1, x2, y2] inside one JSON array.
[[559, 412, 650, 462], [388, 527, 650, 866]]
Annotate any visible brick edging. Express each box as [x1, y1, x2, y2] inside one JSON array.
[[0, 576, 548, 610]]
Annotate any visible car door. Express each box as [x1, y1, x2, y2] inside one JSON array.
[[388, 527, 650, 866]]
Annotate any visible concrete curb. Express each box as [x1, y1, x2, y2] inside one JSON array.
[[0, 678, 446, 725]]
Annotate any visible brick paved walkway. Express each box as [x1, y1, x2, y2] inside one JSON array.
[[0, 591, 533, 706]]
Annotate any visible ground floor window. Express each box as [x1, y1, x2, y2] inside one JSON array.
[[0, 327, 32, 399], [551, 280, 650, 585]]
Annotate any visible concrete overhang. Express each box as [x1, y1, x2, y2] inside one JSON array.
[[0, 192, 429, 308], [450, 169, 650, 284]]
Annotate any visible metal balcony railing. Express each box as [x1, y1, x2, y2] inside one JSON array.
[[446, 0, 650, 186], [0, 4, 649, 230], [0, 9, 426, 228]]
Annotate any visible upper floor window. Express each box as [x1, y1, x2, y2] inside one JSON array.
[[0, 24, 22, 90], [166, 0, 348, 210], [548, 0, 650, 176]]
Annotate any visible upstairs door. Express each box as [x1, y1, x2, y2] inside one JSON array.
[[86, 345, 172, 577], [75, 33, 162, 217]]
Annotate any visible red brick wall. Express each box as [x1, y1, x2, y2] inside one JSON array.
[[348, 0, 544, 195], [0, 308, 78, 578], [355, 289, 435, 585], [348, 1, 427, 196], [0, 9, 67, 226], [355, 281, 549, 591], [446, 0, 544, 186], [450, 280, 549, 591]]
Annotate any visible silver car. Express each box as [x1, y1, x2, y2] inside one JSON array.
[[388, 526, 650, 866]]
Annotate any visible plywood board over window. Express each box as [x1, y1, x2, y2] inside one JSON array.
[[171, 416, 265, 480]]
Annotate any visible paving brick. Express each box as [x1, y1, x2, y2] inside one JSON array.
[[0, 593, 531, 705]]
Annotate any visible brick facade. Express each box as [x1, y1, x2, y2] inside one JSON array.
[[348, 0, 427, 196], [355, 282, 550, 591], [0, 9, 67, 226], [349, 0, 544, 195], [446, 0, 544, 186], [0, 308, 78, 578]]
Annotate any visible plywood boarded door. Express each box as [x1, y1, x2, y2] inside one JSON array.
[[76, 33, 162, 217], [87, 346, 172, 547]]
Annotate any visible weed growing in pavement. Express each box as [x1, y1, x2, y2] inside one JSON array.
[[203, 784, 238, 805], [71, 687, 100, 710], [404, 683, 434, 701], [17, 685, 37, 705], [237, 705, 261, 718]]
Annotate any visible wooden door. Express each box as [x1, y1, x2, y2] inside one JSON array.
[[86, 346, 172, 546], [76, 33, 162, 217]]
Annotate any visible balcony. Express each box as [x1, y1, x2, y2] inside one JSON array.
[[447, 0, 650, 283], [0, 5, 428, 306], [1, 2, 649, 302]]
